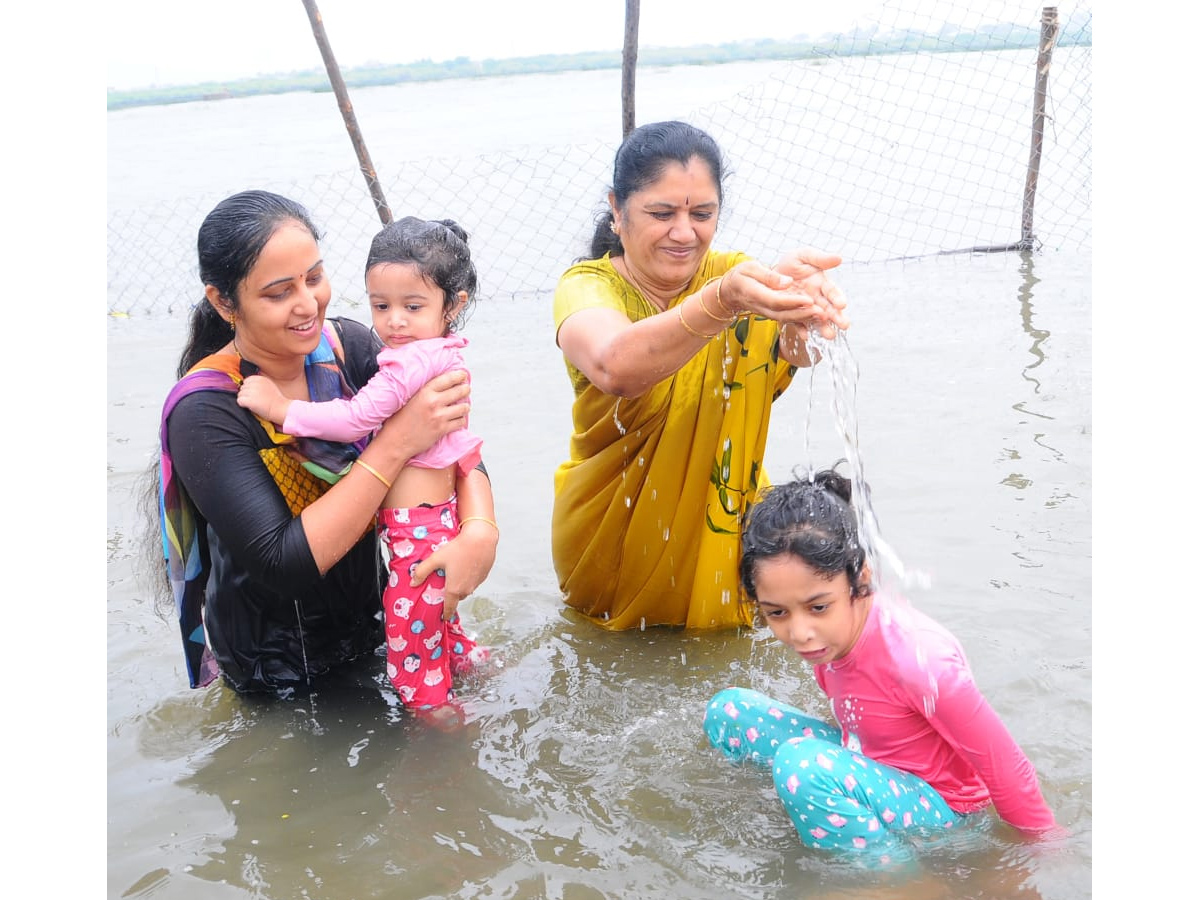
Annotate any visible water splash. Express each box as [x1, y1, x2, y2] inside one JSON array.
[[804, 329, 929, 594], [804, 328, 937, 712]]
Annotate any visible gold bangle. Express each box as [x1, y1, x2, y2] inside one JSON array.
[[354, 458, 393, 489], [697, 277, 734, 325], [714, 273, 737, 317], [459, 516, 500, 536], [677, 301, 718, 340]]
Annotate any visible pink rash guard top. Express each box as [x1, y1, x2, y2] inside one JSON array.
[[282, 334, 483, 475], [811, 594, 1057, 834]]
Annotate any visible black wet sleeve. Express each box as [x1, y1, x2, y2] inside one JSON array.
[[167, 390, 322, 594]]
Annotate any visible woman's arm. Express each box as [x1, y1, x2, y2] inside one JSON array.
[[300, 369, 472, 574], [557, 252, 849, 396], [285, 343, 467, 443], [557, 300, 711, 398], [170, 371, 472, 586]]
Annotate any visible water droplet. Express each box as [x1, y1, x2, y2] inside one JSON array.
[[612, 398, 627, 435]]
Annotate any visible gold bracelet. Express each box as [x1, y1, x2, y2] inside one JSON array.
[[677, 301, 719, 340], [714, 273, 737, 317], [354, 458, 393, 489], [459, 516, 500, 536], [697, 277, 734, 325]]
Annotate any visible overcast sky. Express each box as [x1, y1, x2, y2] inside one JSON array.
[[105, 0, 1057, 90]]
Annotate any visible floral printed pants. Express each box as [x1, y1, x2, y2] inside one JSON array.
[[378, 499, 481, 709], [704, 687, 960, 861]]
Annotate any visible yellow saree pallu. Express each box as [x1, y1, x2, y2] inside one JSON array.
[[552, 253, 796, 629]]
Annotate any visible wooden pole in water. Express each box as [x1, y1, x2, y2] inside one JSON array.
[[1020, 6, 1060, 250], [936, 6, 1061, 257], [300, 0, 392, 225], [621, 0, 640, 139]]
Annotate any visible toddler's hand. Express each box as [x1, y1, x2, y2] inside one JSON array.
[[237, 374, 289, 424]]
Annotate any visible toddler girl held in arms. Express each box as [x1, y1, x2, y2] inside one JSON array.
[[239, 216, 495, 723]]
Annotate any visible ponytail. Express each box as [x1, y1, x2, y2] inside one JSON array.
[[177, 300, 234, 379]]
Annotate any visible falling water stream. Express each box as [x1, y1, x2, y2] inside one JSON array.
[[802, 327, 942, 715], [803, 328, 929, 594]]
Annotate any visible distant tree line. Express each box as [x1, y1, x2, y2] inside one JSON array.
[[107, 23, 1092, 112]]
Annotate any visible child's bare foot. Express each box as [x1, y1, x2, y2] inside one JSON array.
[[413, 701, 466, 732]]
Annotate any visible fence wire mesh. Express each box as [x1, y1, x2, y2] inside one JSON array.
[[107, 2, 1091, 318]]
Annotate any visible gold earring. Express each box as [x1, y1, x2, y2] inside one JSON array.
[[229, 311, 237, 331]]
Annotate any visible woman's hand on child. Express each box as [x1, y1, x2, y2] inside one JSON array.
[[410, 520, 498, 621], [376, 370, 471, 462]]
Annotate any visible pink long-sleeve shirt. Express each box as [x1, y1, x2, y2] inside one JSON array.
[[282, 334, 482, 475], [811, 594, 1057, 834]]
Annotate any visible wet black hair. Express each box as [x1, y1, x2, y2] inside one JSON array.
[[177, 190, 322, 378], [587, 120, 727, 259], [365, 216, 479, 333], [738, 465, 869, 604]]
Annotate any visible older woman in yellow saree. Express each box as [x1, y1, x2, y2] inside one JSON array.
[[552, 121, 850, 630]]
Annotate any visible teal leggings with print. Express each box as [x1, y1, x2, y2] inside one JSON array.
[[704, 687, 961, 861]]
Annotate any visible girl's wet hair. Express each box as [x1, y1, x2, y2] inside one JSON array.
[[587, 120, 727, 259], [739, 465, 868, 603], [179, 190, 321, 378], [365, 216, 479, 333]]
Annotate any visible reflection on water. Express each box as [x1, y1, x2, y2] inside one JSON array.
[[1017, 251, 1051, 392], [128, 614, 1060, 900]]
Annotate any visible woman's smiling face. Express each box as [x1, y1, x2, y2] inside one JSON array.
[[227, 221, 331, 362], [612, 156, 720, 293]]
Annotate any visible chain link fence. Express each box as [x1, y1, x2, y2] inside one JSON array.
[[107, 2, 1091, 318]]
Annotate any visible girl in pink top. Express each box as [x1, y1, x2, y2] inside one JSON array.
[[703, 467, 1061, 862], [239, 217, 494, 726]]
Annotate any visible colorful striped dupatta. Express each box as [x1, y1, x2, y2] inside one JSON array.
[[158, 324, 364, 688]]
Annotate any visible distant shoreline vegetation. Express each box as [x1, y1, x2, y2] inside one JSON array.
[[107, 25, 1092, 112]]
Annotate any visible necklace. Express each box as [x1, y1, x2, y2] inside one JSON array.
[[617, 257, 675, 312]]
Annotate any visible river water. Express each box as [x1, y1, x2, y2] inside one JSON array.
[[108, 59, 1091, 899]]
